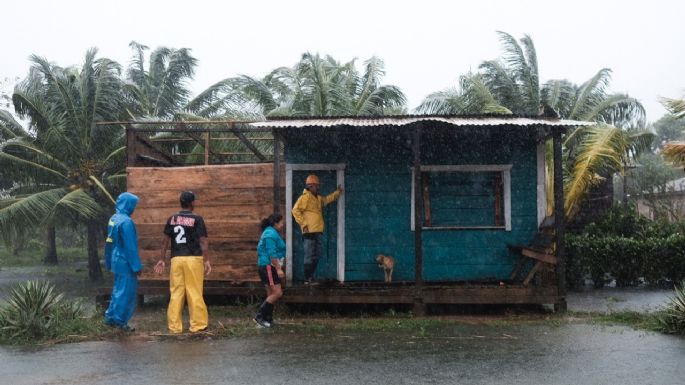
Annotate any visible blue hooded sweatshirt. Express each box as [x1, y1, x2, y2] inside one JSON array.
[[105, 192, 142, 275], [257, 226, 286, 266]]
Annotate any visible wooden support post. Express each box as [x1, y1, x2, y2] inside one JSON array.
[[204, 131, 210, 165], [126, 124, 136, 167], [553, 129, 567, 312], [413, 125, 425, 315], [421, 173, 432, 227], [273, 130, 281, 215]]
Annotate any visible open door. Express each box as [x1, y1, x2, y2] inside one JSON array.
[[286, 164, 345, 283]]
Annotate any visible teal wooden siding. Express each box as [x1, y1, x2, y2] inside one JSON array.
[[285, 125, 539, 282]]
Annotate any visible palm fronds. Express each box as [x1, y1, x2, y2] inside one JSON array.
[[217, 52, 405, 118], [416, 73, 510, 115], [565, 125, 628, 217], [51, 188, 104, 220], [0, 280, 84, 342], [659, 96, 685, 119], [0, 188, 68, 243], [0, 110, 29, 140], [125, 43, 196, 118], [662, 142, 685, 168], [2, 49, 126, 280], [656, 280, 685, 334]]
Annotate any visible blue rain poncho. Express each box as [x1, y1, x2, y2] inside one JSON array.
[[104, 192, 142, 328]]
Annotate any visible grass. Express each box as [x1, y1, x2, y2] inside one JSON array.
[[0, 281, 118, 345], [567, 310, 665, 333], [1, 301, 681, 346], [0, 246, 87, 267]]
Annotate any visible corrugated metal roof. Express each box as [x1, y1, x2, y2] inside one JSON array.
[[249, 115, 594, 129]]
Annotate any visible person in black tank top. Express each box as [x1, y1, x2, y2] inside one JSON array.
[[164, 211, 207, 257], [154, 191, 211, 333]]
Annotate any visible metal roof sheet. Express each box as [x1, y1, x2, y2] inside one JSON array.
[[249, 115, 594, 129]]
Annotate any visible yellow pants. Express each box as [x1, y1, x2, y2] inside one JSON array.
[[168, 256, 208, 333]]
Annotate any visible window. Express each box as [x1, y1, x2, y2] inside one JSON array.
[[411, 165, 511, 231]]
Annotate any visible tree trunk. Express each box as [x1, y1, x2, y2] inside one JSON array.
[[12, 235, 26, 256], [44, 225, 58, 265], [87, 220, 103, 282]]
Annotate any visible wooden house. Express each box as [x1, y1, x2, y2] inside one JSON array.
[[120, 115, 591, 311]]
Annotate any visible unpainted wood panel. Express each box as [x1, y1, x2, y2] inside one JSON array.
[[136, 221, 263, 239], [133, 206, 270, 223], [127, 164, 283, 189], [137, 237, 256, 252], [139, 249, 256, 264], [128, 188, 281, 209], [139, 263, 260, 281]]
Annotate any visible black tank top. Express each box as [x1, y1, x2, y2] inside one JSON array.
[[164, 211, 207, 257]]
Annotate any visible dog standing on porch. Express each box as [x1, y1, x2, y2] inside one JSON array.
[[375, 254, 395, 283]]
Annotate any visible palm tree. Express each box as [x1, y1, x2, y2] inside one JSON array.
[[123, 42, 272, 166], [0, 110, 41, 259], [660, 92, 685, 167], [124, 41, 250, 120], [223, 52, 406, 117], [660, 94, 685, 119], [417, 31, 651, 219], [0, 49, 126, 281], [416, 72, 512, 115], [177, 52, 406, 164], [480, 32, 540, 115]]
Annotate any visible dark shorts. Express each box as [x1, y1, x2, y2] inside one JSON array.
[[258, 265, 281, 286]]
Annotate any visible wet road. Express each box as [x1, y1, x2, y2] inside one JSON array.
[[2, 323, 684, 385], [567, 286, 671, 313]]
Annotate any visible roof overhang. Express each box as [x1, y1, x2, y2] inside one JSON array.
[[249, 115, 594, 129]]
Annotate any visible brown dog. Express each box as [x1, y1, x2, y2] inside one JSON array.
[[375, 254, 395, 283]]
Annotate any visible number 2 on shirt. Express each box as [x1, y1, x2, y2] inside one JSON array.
[[174, 225, 187, 244]]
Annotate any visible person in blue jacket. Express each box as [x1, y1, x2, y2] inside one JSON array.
[[254, 213, 286, 328], [104, 192, 143, 331]]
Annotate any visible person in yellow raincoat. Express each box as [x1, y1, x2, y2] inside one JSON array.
[[291, 174, 343, 284]]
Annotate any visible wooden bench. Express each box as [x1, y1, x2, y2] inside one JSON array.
[[508, 216, 557, 286]]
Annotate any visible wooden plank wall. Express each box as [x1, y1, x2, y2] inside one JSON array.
[[128, 164, 284, 283]]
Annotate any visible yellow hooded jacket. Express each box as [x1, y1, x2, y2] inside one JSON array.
[[292, 188, 341, 233]]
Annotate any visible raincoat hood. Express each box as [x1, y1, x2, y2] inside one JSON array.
[[115, 192, 139, 216]]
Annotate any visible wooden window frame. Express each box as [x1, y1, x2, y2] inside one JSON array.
[[411, 165, 512, 231]]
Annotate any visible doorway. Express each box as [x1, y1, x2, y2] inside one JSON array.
[[285, 163, 346, 283]]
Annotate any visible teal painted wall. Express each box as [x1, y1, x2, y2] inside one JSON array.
[[285, 124, 539, 282]]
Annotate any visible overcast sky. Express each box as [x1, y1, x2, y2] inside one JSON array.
[[3, 0, 684, 122]]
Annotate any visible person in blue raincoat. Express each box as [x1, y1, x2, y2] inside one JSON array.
[[104, 192, 142, 331]]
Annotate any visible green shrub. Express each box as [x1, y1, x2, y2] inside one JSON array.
[[565, 236, 586, 290], [0, 281, 84, 343], [656, 281, 685, 335], [608, 237, 644, 287], [583, 205, 650, 238], [567, 207, 685, 288]]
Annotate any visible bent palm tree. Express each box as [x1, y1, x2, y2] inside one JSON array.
[[0, 50, 126, 281], [660, 94, 685, 119], [417, 31, 651, 219], [660, 92, 685, 167], [125, 41, 256, 120], [223, 52, 406, 117], [177, 53, 407, 164], [417, 73, 512, 115], [124, 42, 270, 165]]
